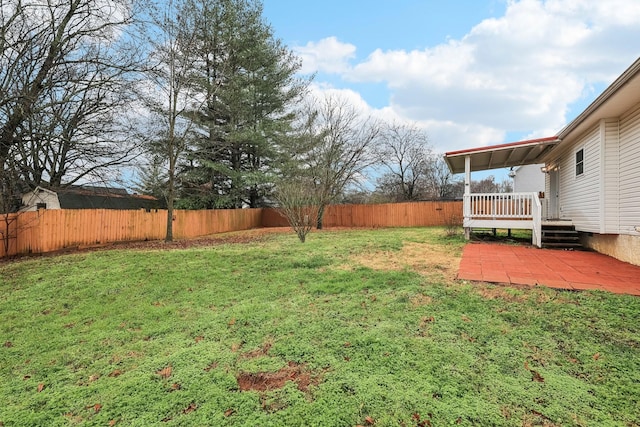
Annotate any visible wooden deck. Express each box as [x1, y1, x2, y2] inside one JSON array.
[[463, 192, 543, 247]]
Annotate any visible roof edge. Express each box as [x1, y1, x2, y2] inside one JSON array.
[[444, 136, 559, 157], [31, 185, 57, 196]]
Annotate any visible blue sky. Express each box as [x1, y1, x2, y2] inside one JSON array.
[[264, 1, 508, 110], [262, 0, 640, 181], [264, 1, 506, 53]]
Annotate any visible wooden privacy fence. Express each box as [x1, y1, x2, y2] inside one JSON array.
[[262, 201, 463, 228], [0, 208, 262, 258], [0, 201, 462, 258]]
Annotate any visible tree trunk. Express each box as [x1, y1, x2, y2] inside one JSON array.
[[165, 199, 174, 242], [165, 159, 176, 242], [316, 203, 326, 230]]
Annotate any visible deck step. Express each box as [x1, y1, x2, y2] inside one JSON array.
[[541, 223, 583, 250]]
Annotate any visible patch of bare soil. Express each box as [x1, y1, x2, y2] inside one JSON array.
[[471, 232, 533, 246], [347, 241, 461, 280], [474, 283, 531, 303], [410, 293, 433, 307], [0, 228, 293, 264], [98, 227, 290, 251], [241, 341, 273, 359], [236, 361, 321, 393]]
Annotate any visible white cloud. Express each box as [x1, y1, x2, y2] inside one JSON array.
[[305, 83, 374, 114], [293, 36, 356, 74], [415, 120, 506, 154], [300, 0, 640, 154]]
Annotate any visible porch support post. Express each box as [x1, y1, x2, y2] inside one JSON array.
[[464, 155, 471, 239]]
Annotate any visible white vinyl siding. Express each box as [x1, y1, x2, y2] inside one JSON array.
[[543, 169, 551, 219], [619, 103, 640, 236], [21, 188, 62, 211], [558, 125, 600, 232], [513, 164, 545, 193], [603, 118, 620, 233]]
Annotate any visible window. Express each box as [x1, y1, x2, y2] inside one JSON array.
[[575, 148, 584, 176]]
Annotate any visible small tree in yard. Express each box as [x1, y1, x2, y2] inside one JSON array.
[[140, 0, 203, 242], [0, 213, 17, 257], [294, 94, 380, 229], [274, 177, 321, 243], [444, 213, 463, 237]]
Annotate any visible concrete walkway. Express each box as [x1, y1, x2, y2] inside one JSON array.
[[458, 243, 640, 296]]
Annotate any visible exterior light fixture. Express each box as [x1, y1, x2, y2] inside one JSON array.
[[540, 166, 548, 173]]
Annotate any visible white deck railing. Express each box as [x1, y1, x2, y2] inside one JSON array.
[[463, 192, 542, 247]]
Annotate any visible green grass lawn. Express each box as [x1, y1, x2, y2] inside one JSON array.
[[1, 228, 639, 426]]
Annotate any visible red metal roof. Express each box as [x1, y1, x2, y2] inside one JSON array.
[[444, 136, 559, 157], [443, 56, 640, 175], [444, 136, 560, 174]]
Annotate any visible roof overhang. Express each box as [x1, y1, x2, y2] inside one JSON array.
[[444, 57, 640, 174], [444, 136, 560, 174]]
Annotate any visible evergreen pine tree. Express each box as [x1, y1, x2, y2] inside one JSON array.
[[179, 0, 305, 208]]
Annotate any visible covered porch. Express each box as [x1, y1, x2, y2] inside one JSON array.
[[445, 137, 560, 248]]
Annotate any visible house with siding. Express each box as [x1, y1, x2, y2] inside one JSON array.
[[445, 56, 640, 266], [21, 186, 161, 211], [511, 164, 545, 194]]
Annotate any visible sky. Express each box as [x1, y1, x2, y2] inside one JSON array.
[[262, 0, 640, 179]]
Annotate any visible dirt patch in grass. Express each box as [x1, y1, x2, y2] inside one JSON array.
[[236, 361, 320, 393], [242, 341, 273, 359], [92, 227, 290, 251], [0, 228, 292, 264], [348, 241, 460, 279], [474, 283, 531, 303], [410, 293, 433, 307], [473, 283, 582, 305]]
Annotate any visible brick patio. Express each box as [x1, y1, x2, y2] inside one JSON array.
[[457, 243, 640, 296]]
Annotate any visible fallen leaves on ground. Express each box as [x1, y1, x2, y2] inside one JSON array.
[[182, 402, 197, 414], [86, 403, 102, 413], [412, 412, 432, 427], [525, 361, 545, 382], [156, 366, 172, 379]]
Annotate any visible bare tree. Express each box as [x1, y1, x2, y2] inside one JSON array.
[[470, 175, 512, 194], [273, 177, 321, 243], [294, 94, 379, 228], [139, 0, 203, 242], [375, 121, 431, 201], [425, 156, 462, 199], [0, 0, 142, 213]]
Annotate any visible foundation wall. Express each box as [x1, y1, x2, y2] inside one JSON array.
[[580, 233, 640, 266]]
